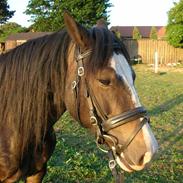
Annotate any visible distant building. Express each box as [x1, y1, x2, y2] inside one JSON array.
[[157, 27, 166, 39], [5, 32, 52, 51], [110, 26, 166, 39]]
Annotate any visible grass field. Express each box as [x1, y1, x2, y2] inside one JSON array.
[[24, 65, 183, 183]]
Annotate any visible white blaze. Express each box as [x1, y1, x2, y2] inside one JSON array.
[[110, 53, 158, 170], [110, 53, 140, 107]]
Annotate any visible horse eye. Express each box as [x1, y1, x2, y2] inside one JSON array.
[[98, 79, 111, 86]]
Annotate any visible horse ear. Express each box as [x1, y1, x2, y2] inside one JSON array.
[[63, 11, 89, 48]]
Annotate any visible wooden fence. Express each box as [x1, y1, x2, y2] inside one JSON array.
[[123, 39, 183, 65]]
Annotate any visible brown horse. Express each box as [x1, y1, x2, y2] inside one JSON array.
[[0, 12, 158, 182]]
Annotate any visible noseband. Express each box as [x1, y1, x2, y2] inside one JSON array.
[[72, 47, 149, 183]]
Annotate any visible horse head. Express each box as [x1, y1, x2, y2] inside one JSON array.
[[64, 11, 158, 173]]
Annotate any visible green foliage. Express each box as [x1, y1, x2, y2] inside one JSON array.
[[0, 22, 27, 42], [132, 27, 142, 40], [150, 26, 158, 40], [166, 0, 183, 48], [114, 30, 121, 39], [0, 0, 15, 24], [166, 24, 183, 48], [25, 0, 112, 32]]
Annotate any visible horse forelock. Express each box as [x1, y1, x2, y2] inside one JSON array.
[[0, 30, 71, 156], [85, 27, 130, 74]]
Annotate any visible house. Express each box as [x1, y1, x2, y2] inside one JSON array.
[[157, 27, 166, 39], [110, 26, 166, 39], [5, 32, 52, 51]]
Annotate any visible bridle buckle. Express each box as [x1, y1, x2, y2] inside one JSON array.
[[109, 159, 116, 170], [90, 116, 97, 125], [78, 66, 84, 76], [71, 81, 77, 89]]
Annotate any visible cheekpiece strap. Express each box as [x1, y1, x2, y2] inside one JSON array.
[[108, 150, 124, 183]]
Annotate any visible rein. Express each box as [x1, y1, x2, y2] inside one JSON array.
[[72, 47, 149, 183]]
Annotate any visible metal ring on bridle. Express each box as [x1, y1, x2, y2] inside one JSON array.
[[90, 116, 97, 125], [78, 66, 84, 76], [109, 159, 116, 170], [96, 135, 117, 153], [71, 81, 77, 89]]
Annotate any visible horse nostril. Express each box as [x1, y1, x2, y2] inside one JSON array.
[[137, 152, 153, 166], [139, 154, 145, 165]]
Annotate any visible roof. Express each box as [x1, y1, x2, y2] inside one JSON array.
[[158, 27, 166, 38], [6, 32, 53, 41], [110, 26, 165, 38]]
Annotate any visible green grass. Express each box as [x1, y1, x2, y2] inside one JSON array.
[[22, 65, 183, 182]]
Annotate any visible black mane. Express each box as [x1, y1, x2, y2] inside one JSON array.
[[0, 30, 71, 154]]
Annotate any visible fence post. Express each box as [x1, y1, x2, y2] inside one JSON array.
[[154, 51, 158, 73]]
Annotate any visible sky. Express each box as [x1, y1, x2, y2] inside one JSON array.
[[7, 0, 179, 28]]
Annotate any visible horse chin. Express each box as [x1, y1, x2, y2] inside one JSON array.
[[116, 155, 134, 172], [116, 153, 149, 172]]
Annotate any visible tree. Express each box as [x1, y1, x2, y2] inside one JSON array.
[[25, 0, 112, 32], [0, 22, 27, 42], [114, 30, 121, 39], [150, 26, 158, 40], [133, 27, 142, 40], [0, 0, 15, 24], [166, 0, 183, 48], [111, 28, 121, 39]]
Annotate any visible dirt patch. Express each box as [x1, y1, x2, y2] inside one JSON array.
[[149, 66, 183, 73], [134, 64, 183, 73]]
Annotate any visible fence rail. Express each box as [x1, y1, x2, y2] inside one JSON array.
[[123, 39, 183, 65]]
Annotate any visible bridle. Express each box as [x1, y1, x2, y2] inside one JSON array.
[[71, 47, 150, 183]]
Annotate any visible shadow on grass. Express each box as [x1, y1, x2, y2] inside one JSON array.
[[149, 94, 183, 116], [45, 129, 113, 183], [148, 94, 183, 158], [159, 72, 167, 75], [157, 123, 183, 155]]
